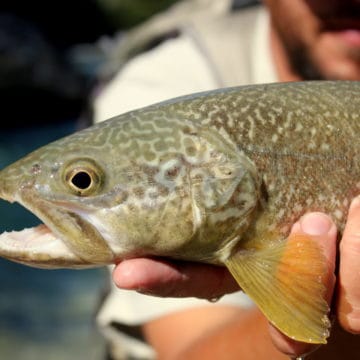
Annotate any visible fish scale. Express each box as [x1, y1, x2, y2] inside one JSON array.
[[0, 81, 359, 344]]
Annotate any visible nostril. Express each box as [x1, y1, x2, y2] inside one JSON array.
[[30, 163, 41, 175]]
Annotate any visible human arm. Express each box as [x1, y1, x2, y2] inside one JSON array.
[[143, 306, 289, 360]]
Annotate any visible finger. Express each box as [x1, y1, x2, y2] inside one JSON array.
[[269, 212, 337, 358], [112, 257, 239, 299], [338, 196, 360, 333]]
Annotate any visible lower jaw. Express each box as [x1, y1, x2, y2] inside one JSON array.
[[0, 224, 93, 269]]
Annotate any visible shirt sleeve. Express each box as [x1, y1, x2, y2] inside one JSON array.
[[94, 33, 219, 122]]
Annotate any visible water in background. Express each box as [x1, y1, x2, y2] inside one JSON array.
[[0, 122, 108, 360]]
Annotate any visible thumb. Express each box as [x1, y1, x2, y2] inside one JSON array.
[[269, 212, 337, 358]]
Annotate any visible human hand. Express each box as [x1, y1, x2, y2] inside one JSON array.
[[112, 211, 338, 358], [112, 255, 239, 299], [338, 196, 360, 334], [268, 212, 337, 357]]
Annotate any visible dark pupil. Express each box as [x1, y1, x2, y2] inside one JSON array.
[[71, 171, 92, 190]]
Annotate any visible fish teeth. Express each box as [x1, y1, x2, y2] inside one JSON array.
[[0, 225, 84, 267]]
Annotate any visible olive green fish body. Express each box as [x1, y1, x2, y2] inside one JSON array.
[[1, 81, 359, 343]]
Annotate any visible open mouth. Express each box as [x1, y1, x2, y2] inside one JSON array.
[[323, 18, 360, 46], [0, 224, 90, 269], [0, 187, 116, 269], [335, 29, 360, 47], [0, 185, 89, 268]]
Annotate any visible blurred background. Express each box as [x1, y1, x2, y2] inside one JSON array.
[[0, 1, 177, 359]]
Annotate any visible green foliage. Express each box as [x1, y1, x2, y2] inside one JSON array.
[[96, 0, 179, 28]]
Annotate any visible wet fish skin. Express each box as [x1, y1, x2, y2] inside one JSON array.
[[0, 81, 359, 343]]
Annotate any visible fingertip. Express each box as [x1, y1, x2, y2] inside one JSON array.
[[299, 212, 336, 237], [338, 303, 360, 334], [297, 212, 337, 286], [112, 260, 139, 289]]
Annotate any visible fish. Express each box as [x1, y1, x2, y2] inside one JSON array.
[[0, 81, 359, 344]]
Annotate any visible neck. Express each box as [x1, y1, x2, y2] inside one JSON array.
[[269, 25, 302, 82]]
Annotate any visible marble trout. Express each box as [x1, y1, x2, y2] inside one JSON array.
[[0, 81, 359, 344]]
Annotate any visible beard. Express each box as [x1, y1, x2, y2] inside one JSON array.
[[281, 36, 360, 81], [287, 47, 325, 80]]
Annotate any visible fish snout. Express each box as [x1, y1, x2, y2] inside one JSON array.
[[0, 179, 15, 203], [0, 168, 11, 202], [0, 165, 28, 203]]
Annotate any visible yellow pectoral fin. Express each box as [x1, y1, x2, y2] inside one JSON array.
[[225, 234, 330, 344]]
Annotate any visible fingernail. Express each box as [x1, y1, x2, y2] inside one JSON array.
[[300, 213, 333, 236]]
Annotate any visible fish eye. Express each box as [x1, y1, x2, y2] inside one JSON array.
[[64, 159, 103, 196], [70, 171, 92, 190]]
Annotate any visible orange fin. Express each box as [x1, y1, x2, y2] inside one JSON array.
[[225, 234, 330, 344]]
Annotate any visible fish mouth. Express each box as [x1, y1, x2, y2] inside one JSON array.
[[0, 190, 115, 269], [0, 224, 92, 269]]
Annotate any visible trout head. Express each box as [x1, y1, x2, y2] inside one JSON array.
[[0, 111, 260, 268]]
